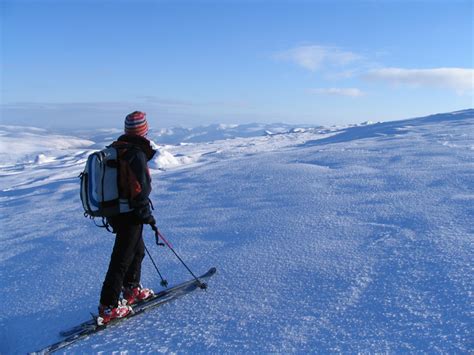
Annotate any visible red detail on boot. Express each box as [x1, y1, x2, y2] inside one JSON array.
[[123, 286, 154, 305], [98, 303, 132, 325]]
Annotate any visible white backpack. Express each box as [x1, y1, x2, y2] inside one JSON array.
[[80, 146, 133, 218]]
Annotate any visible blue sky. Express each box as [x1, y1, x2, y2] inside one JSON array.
[[1, 0, 473, 129]]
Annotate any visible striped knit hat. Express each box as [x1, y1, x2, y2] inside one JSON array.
[[124, 111, 148, 136]]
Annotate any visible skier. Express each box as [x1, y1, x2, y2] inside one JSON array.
[[98, 111, 157, 324]]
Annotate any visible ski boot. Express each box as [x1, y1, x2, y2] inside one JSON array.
[[123, 285, 154, 305], [97, 303, 132, 326]]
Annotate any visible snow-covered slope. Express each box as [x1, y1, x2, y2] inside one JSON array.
[[0, 125, 94, 166], [0, 110, 473, 353]]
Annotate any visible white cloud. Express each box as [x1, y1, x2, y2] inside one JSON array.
[[276, 45, 361, 72], [365, 67, 474, 93], [309, 88, 365, 97]]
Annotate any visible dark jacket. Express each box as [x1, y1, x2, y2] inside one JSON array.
[[112, 134, 156, 222]]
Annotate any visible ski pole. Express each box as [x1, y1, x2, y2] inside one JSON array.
[[144, 244, 168, 287], [150, 224, 207, 289]]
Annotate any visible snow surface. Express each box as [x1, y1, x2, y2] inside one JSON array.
[[0, 110, 473, 353]]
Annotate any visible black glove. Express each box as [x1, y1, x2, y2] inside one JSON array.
[[142, 214, 156, 226]]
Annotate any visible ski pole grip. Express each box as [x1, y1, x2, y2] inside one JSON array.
[[150, 224, 164, 246]]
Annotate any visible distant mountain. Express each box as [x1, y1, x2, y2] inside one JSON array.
[[149, 123, 319, 144]]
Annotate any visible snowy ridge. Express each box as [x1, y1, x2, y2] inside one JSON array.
[[0, 110, 473, 353], [152, 122, 319, 144]]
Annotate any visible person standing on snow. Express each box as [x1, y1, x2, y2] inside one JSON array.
[[98, 111, 157, 324]]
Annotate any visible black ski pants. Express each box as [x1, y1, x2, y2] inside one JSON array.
[[100, 213, 145, 307]]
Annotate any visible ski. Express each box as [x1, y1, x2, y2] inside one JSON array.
[[36, 267, 217, 354], [60, 266, 215, 337]]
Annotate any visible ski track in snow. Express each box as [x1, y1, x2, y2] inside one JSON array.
[[0, 111, 473, 353]]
